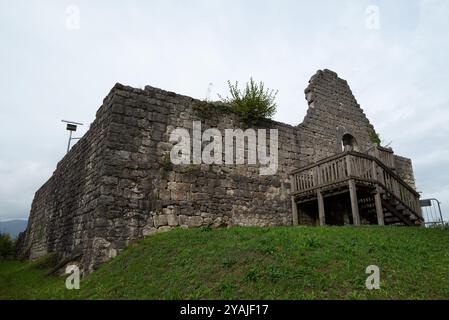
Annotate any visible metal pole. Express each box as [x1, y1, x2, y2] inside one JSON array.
[[428, 198, 444, 225], [67, 130, 73, 153], [435, 200, 444, 224]]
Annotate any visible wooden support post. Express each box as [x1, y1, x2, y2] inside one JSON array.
[[346, 154, 352, 177], [317, 189, 325, 226], [371, 161, 377, 182], [317, 166, 322, 186], [348, 179, 361, 226], [343, 210, 350, 225], [374, 190, 384, 226], [291, 196, 299, 226]]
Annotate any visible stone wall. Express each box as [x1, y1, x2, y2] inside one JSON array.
[[17, 90, 115, 268], [394, 155, 417, 190], [90, 84, 301, 271], [17, 69, 418, 271], [299, 69, 378, 166]]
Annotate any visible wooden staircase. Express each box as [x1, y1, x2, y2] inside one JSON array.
[[290, 148, 423, 226], [358, 194, 421, 226]]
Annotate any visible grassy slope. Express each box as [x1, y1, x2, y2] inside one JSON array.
[[1, 226, 448, 300]]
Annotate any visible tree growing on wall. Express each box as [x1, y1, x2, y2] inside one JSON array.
[[219, 77, 278, 126]]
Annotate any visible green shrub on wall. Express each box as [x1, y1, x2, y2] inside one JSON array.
[[369, 130, 381, 146], [220, 78, 278, 127], [193, 101, 232, 121]]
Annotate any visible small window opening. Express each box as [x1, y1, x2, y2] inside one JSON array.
[[341, 134, 359, 152]]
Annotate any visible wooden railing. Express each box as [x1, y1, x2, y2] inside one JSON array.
[[366, 146, 395, 169], [291, 151, 421, 217]]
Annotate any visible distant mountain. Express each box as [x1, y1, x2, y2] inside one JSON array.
[[0, 220, 28, 239]]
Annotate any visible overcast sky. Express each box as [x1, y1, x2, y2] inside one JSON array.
[[1, 0, 448, 222]]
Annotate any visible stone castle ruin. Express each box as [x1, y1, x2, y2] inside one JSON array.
[[17, 69, 423, 272]]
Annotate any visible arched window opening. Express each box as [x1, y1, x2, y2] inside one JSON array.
[[341, 134, 359, 152]]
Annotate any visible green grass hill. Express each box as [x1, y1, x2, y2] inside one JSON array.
[[1, 226, 448, 299]]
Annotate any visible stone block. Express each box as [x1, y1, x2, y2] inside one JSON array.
[[187, 216, 203, 227], [157, 226, 172, 233], [153, 215, 168, 227], [167, 214, 179, 226]]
